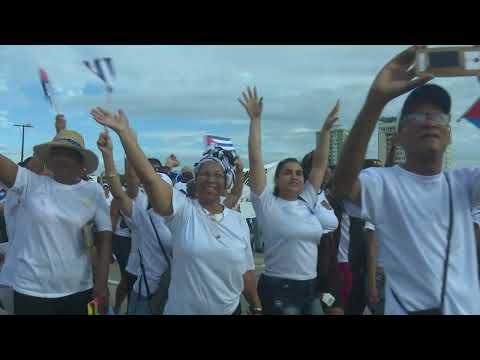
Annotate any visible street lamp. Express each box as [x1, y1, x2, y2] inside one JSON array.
[[13, 123, 33, 163]]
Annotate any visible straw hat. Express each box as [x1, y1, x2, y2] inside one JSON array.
[[33, 130, 99, 175]]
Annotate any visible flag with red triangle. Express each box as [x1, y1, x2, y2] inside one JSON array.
[[460, 98, 480, 128]]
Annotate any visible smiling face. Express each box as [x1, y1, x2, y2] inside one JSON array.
[[195, 161, 226, 204], [398, 103, 451, 160], [275, 160, 305, 200]]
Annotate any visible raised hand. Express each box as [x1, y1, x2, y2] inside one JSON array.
[[369, 45, 434, 104], [238, 86, 263, 120], [322, 100, 340, 132], [97, 131, 113, 157], [91, 108, 130, 133]]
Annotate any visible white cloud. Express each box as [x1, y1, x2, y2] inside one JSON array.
[[0, 110, 9, 128]]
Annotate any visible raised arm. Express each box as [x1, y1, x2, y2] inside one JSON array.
[[309, 101, 339, 193], [0, 155, 18, 189], [332, 45, 433, 204], [239, 86, 265, 196], [91, 108, 173, 216], [97, 131, 133, 217], [224, 157, 244, 210]]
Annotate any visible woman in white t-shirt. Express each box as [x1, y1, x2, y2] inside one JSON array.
[[0, 130, 112, 315], [91, 108, 262, 315], [97, 131, 172, 315], [239, 86, 339, 315]]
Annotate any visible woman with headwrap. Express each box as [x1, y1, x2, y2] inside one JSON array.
[[91, 108, 262, 315]]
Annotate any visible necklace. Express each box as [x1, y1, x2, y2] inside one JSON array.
[[202, 207, 224, 240]]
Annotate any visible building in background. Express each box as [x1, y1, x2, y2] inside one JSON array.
[[329, 125, 350, 166], [377, 116, 453, 169], [378, 116, 405, 165]]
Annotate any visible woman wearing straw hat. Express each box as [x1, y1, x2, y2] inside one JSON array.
[[0, 130, 112, 315]]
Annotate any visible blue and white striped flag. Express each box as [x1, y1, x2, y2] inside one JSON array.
[[83, 58, 116, 93], [204, 135, 235, 151]]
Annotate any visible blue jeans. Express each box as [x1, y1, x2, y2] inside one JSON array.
[[258, 274, 324, 315]]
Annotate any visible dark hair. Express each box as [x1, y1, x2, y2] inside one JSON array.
[[273, 158, 302, 197], [18, 156, 34, 168], [301, 152, 314, 180], [363, 159, 382, 169]]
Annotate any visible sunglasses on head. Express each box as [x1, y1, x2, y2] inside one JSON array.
[[402, 112, 451, 127]]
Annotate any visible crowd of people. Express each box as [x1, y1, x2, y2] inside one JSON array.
[[0, 45, 479, 315]]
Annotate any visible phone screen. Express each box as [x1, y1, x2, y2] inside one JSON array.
[[428, 51, 460, 68]]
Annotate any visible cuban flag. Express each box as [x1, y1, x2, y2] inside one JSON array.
[[204, 135, 235, 151], [83, 58, 116, 93], [39, 68, 54, 107], [459, 98, 480, 128]]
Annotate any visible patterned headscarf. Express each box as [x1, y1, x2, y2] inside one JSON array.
[[193, 147, 236, 189]]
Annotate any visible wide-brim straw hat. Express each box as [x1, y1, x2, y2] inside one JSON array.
[[33, 130, 99, 175]]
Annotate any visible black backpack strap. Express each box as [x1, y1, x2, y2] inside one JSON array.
[[440, 173, 453, 313], [148, 212, 171, 270]]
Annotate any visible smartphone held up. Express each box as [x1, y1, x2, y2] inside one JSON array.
[[415, 46, 480, 78]]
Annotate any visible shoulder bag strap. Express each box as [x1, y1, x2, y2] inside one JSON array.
[[148, 212, 171, 270], [440, 173, 454, 313]]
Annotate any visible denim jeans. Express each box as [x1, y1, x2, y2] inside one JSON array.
[[258, 274, 324, 315]]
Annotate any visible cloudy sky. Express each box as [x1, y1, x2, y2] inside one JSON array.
[[0, 45, 479, 174]]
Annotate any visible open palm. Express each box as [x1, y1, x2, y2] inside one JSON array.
[[239, 86, 263, 120], [91, 108, 130, 133], [370, 45, 434, 103]]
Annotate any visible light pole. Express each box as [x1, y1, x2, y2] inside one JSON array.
[[13, 123, 33, 163]]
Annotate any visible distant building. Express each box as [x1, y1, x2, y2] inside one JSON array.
[[329, 126, 350, 166], [378, 117, 405, 165]]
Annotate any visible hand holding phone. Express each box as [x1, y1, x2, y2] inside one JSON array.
[[416, 46, 480, 77]]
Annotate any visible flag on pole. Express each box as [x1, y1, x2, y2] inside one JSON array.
[[39, 68, 54, 107], [83, 58, 116, 93], [458, 98, 480, 128], [204, 135, 235, 151]]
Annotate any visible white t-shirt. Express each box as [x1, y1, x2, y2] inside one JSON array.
[[114, 214, 131, 238], [124, 191, 148, 276], [163, 189, 254, 315], [105, 192, 114, 207], [125, 200, 172, 297], [0, 189, 22, 286], [174, 182, 187, 195], [316, 191, 339, 234], [337, 214, 350, 263], [364, 222, 383, 267], [6, 167, 112, 297], [347, 165, 480, 315], [251, 182, 324, 281]]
